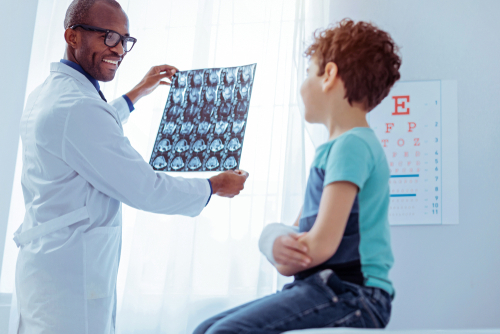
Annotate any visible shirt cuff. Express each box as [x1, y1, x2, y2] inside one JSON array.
[[206, 179, 213, 206], [122, 94, 135, 112]]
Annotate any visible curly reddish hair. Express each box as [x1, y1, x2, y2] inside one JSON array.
[[305, 19, 401, 111]]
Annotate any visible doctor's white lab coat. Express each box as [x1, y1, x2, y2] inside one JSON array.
[[10, 62, 211, 334]]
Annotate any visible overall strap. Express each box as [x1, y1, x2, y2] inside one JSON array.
[[13, 207, 89, 247]]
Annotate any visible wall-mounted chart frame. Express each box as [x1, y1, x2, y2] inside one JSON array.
[[368, 80, 459, 225]]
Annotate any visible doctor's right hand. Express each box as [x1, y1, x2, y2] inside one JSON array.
[[209, 170, 249, 198], [273, 232, 312, 267]]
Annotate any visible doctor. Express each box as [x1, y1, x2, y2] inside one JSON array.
[[11, 0, 249, 333]]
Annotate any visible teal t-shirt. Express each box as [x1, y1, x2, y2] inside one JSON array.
[[299, 127, 394, 296]]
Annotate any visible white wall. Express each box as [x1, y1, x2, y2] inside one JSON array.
[[0, 0, 39, 333], [329, 0, 500, 330]]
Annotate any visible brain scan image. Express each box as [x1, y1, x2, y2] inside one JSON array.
[[206, 156, 219, 170], [150, 64, 255, 172], [163, 122, 177, 135], [227, 138, 241, 151], [171, 156, 185, 170], [177, 72, 187, 88], [193, 139, 207, 152], [172, 89, 183, 104], [188, 156, 202, 170], [236, 101, 248, 114], [201, 104, 214, 118], [232, 120, 245, 134], [192, 73, 203, 86], [208, 69, 219, 86], [175, 139, 189, 153], [222, 86, 233, 101], [240, 66, 253, 82], [224, 68, 236, 86], [215, 121, 229, 135], [220, 102, 232, 116], [180, 122, 194, 135], [169, 105, 182, 117], [205, 86, 216, 103], [157, 138, 171, 152], [198, 121, 211, 135], [223, 156, 237, 169], [186, 104, 201, 118], [153, 156, 167, 169], [210, 138, 224, 152], [237, 84, 249, 100], [188, 88, 200, 104]]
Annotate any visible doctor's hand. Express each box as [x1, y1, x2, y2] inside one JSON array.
[[125, 64, 179, 104], [273, 232, 312, 267], [209, 170, 249, 198]]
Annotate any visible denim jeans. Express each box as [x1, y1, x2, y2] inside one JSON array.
[[193, 270, 391, 334]]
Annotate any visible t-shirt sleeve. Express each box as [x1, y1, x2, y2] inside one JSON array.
[[323, 134, 374, 190]]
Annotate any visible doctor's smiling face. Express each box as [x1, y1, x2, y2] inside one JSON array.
[[64, 0, 131, 82]]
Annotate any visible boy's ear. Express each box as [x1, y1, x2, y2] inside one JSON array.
[[322, 62, 338, 92]]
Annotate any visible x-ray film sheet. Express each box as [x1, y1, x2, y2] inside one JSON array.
[[149, 63, 256, 172]]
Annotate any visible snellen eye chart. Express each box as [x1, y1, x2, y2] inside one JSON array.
[[368, 80, 459, 225], [149, 64, 256, 172]]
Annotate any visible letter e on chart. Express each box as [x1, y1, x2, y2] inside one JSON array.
[[392, 95, 410, 115]]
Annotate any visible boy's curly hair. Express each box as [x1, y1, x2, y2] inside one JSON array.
[[305, 19, 401, 111]]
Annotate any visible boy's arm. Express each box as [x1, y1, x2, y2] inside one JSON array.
[[275, 181, 357, 276], [259, 208, 311, 267]]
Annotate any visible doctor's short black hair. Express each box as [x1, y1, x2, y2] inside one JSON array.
[[305, 19, 401, 112], [64, 0, 122, 29]]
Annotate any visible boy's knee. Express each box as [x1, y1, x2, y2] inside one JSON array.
[[193, 318, 217, 334], [203, 319, 246, 334]]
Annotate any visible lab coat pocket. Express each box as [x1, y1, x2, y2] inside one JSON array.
[[83, 226, 120, 300]]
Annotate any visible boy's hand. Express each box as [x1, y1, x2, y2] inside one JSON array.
[[273, 232, 312, 267], [209, 170, 249, 198]]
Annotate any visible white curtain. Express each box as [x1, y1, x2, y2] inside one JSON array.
[[1, 0, 331, 333]]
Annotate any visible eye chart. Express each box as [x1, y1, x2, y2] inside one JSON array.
[[368, 80, 459, 225], [149, 64, 256, 172]]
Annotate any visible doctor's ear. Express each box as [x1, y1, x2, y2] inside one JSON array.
[[321, 62, 339, 93], [64, 28, 79, 49]]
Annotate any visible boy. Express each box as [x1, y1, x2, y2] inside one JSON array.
[[194, 19, 401, 333]]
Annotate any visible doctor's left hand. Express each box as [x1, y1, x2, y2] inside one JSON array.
[[125, 64, 179, 104]]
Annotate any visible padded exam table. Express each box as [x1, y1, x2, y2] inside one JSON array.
[[284, 329, 500, 334]]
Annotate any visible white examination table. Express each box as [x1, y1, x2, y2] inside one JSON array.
[[284, 329, 500, 334]]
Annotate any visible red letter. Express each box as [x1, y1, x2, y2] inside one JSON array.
[[397, 138, 405, 147], [408, 122, 416, 132], [416, 151, 420, 157], [386, 123, 394, 133], [404, 152, 409, 157], [392, 152, 397, 158], [381, 139, 389, 147], [414, 138, 420, 146], [392, 96, 410, 115]]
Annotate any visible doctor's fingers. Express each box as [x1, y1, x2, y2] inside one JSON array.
[[150, 64, 179, 76], [234, 169, 250, 179]]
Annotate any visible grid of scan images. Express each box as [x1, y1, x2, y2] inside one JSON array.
[[149, 63, 256, 172]]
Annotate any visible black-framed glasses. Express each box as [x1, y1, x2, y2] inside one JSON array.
[[70, 24, 137, 52]]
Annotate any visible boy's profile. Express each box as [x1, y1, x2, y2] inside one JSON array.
[[194, 19, 401, 333]]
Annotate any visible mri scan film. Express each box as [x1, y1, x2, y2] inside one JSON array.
[[149, 64, 256, 171]]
